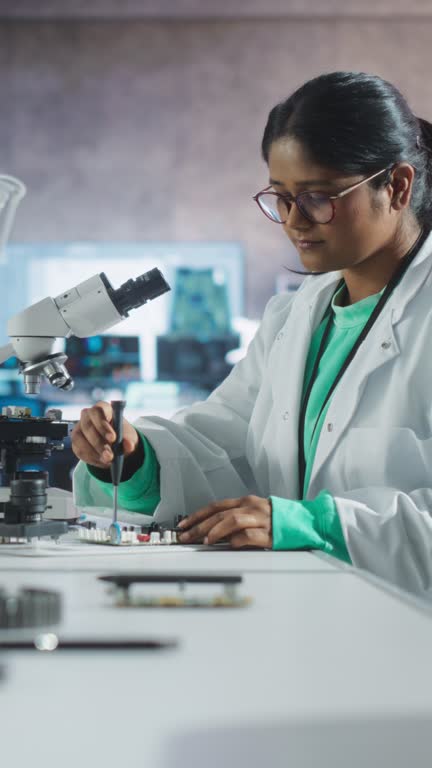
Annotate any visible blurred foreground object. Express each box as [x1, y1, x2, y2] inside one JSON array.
[[0, 175, 26, 264]]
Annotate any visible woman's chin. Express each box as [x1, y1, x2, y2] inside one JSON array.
[[298, 252, 329, 272]]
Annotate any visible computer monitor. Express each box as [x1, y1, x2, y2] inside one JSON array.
[[65, 335, 141, 382]]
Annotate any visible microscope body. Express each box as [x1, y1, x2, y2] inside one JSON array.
[[1, 269, 169, 394], [5, 274, 125, 394], [0, 268, 170, 539]]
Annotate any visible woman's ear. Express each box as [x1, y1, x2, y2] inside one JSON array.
[[389, 163, 416, 210]]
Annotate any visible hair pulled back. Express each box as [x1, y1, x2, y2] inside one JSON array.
[[262, 71, 432, 229]]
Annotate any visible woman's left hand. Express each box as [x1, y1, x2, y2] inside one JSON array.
[[177, 495, 272, 549]]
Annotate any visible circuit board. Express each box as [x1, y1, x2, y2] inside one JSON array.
[[78, 526, 179, 546], [99, 573, 252, 609]]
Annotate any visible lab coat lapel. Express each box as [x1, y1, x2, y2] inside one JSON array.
[[306, 241, 432, 498], [306, 311, 401, 498], [270, 275, 340, 496], [271, 278, 339, 411]]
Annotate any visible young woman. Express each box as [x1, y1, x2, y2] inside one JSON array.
[[72, 71, 432, 597]]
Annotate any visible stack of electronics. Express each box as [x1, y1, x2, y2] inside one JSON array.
[[157, 267, 240, 389]]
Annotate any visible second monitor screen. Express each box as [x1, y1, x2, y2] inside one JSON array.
[[65, 336, 140, 382]]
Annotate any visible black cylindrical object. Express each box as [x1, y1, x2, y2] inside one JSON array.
[[101, 268, 170, 318], [110, 400, 126, 487], [5, 471, 48, 524], [0, 588, 61, 629]]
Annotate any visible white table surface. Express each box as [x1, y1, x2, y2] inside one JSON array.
[[1, 541, 431, 767]]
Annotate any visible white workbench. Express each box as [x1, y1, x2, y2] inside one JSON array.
[[1, 542, 432, 767]]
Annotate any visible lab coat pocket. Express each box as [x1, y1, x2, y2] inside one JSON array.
[[343, 427, 432, 492]]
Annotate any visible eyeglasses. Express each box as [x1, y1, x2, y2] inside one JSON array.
[[252, 167, 390, 225]]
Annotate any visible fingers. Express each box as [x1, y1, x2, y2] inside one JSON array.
[[83, 408, 113, 450], [178, 497, 249, 531], [123, 423, 140, 455], [71, 401, 114, 466], [178, 496, 272, 545], [178, 507, 231, 543], [71, 400, 141, 468], [204, 508, 270, 545], [71, 423, 113, 468], [86, 400, 114, 435]]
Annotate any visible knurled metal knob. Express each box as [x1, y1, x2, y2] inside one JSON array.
[[0, 588, 62, 629]]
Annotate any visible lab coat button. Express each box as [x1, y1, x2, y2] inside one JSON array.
[[327, 422, 334, 432], [282, 411, 289, 420], [381, 341, 391, 350]]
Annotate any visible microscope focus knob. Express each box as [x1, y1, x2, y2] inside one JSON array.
[[0, 588, 62, 629]]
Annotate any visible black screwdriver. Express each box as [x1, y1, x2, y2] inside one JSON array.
[[109, 400, 126, 542]]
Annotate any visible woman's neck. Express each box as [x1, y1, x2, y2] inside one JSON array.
[[342, 224, 423, 305]]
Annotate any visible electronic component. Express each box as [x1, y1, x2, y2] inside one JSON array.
[[77, 517, 183, 547], [99, 573, 252, 608], [78, 526, 178, 546]]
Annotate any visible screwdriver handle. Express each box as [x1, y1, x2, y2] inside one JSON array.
[[110, 400, 126, 487]]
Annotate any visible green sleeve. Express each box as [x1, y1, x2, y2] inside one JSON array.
[[271, 489, 351, 564], [86, 433, 161, 515]]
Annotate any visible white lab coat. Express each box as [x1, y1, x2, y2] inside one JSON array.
[[74, 230, 432, 598]]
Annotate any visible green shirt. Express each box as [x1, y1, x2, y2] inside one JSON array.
[[88, 281, 383, 561], [272, 281, 383, 562]]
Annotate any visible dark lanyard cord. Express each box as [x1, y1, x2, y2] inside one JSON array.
[[297, 227, 429, 497]]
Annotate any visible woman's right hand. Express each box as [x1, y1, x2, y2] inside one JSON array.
[[71, 401, 140, 469]]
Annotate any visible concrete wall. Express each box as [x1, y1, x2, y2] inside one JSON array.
[[1, 15, 432, 316]]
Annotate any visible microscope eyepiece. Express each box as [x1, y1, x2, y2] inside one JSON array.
[[101, 268, 170, 318]]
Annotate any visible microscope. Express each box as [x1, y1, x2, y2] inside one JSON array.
[[0, 269, 170, 541], [0, 268, 171, 541], [0, 175, 171, 542]]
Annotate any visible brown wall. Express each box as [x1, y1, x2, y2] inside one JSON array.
[[2, 0, 432, 19], [1, 15, 432, 316]]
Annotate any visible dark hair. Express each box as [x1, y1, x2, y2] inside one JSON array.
[[262, 71, 432, 234]]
